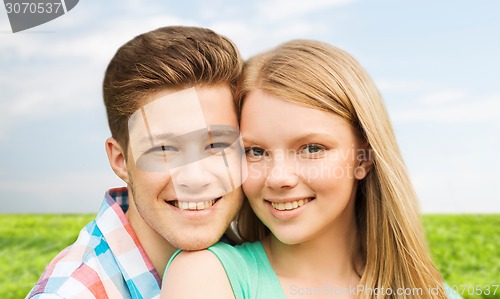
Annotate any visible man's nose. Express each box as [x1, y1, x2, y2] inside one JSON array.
[[171, 161, 214, 196]]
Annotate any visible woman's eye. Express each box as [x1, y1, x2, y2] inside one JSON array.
[[245, 147, 266, 159], [299, 144, 325, 156]]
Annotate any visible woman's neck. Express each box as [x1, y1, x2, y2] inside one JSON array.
[[262, 215, 362, 294]]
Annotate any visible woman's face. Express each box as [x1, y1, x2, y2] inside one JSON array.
[[240, 89, 369, 245]]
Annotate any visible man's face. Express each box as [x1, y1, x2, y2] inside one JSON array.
[[126, 84, 244, 250]]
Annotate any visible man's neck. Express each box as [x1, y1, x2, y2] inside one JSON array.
[[126, 205, 177, 280]]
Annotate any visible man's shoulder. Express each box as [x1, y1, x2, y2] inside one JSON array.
[[27, 220, 124, 298], [27, 191, 161, 298]]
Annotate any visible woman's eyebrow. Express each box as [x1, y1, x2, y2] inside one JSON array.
[[242, 132, 336, 145], [289, 132, 337, 143], [241, 136, 261, 145]]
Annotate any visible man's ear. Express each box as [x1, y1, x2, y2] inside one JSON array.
[[105, 138, 129, 183]]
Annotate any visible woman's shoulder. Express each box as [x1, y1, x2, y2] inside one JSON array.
[[206, 242, 264, 281], [208, 240, 264, 260], [162, 242, 262, 298], [161, 247, 235, 298]]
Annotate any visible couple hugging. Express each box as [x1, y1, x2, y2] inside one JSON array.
[[27, 26, 460, 299]]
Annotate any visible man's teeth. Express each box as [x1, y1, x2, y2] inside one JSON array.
[[173, 199, 216, 210], [271, 198, 312, 211]]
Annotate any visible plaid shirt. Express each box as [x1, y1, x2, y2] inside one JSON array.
[[26, 188, 162, 299]]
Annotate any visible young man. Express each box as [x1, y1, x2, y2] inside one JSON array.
[[27, 26, 244, 299]]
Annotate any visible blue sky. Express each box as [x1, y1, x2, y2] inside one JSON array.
[[0, 0, 499, 213]]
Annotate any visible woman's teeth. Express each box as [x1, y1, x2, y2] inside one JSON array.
[[271, 198, 312, 211]]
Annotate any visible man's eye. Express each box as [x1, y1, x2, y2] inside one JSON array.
[[207, 143, 231, 153], [245, 147, 266, 158], [299, 144, 325, 156], [145, 145, 178, 154]]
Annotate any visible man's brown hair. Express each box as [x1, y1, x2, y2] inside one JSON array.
[[103, 26, 243, 154]]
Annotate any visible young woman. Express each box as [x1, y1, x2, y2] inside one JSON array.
[[161, 40, 460, 299]]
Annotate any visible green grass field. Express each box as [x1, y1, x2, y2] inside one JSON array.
[[1, 214, 498, 299], [423, 215, 500, 299]]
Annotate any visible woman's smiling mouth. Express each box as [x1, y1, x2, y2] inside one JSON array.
[[268, 197, 315, 211]]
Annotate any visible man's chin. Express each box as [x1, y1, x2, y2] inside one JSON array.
[[171, 234, 222, 251]]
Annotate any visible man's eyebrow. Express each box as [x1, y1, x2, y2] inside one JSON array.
[[208, 127, 240, 137], [137, 127, 239, 145], [139, 132, 177, 145]]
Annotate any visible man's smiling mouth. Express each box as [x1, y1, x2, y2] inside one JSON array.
[[167, 196, 222, 210]]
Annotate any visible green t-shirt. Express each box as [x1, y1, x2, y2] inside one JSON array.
[[166, 241, 462, 299], [208, 241, 285, 299], [165, 241, 283, 299]]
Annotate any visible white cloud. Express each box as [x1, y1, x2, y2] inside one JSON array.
[[0, 63, 101, 141], [0, 171, 124, 213], [257, 0, 356, 21], [0, 15, 193, 64], [412, 170, 500, 213], [0, 7, 197, 140], [376, 79, 431, 93], [392, 92, 500, 123], [211, 17, 330, 58], [419, 90, 465, 105]]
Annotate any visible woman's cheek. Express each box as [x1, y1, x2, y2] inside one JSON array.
[[242, 162, 265, 196]]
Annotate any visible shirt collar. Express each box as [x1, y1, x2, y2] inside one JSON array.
[[96, 188, 162, 297]]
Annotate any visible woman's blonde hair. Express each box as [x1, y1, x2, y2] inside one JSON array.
[[236, 40, 447, 299]]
